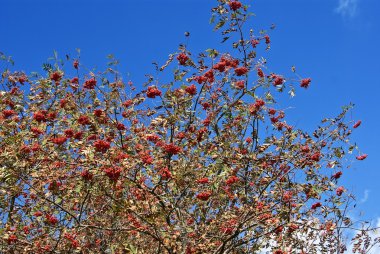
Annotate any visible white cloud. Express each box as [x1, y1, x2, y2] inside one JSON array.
[[335, 0, 359, 18], [360, 189, 370, 203]]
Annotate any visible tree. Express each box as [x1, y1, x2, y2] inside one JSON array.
[[0, 0, 377, 253]]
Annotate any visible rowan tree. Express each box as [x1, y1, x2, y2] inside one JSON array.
[[0, 0, 378, 253]]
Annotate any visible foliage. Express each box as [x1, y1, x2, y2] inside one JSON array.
[[0, 1, 377, 253]]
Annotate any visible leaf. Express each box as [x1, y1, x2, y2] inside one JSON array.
[[221, 37, 230, 43], [75, 185, 82, 193], [129, 245, 138, 254], [42, 63, 53, 72], [205, 48, 219, 58], [214, 19, 226, 31], [209, 15, 216, 24], [246, 90, 255, 98], [30, 72, 39, 77], [265, 92, 274, 102], [334, 147, 344, 158], [160, 54, 174, 71], [348, 145, 356, 154]]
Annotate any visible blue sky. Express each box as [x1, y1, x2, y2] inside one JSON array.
[[2, 0, 379, 226]]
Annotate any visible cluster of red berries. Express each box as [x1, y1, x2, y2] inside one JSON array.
[[146, 86, 162, 98]]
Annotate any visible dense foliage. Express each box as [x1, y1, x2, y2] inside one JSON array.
[[0, 0, 377, 253]]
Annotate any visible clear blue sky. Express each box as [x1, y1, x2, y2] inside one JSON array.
[[2, 0, 379, 222]]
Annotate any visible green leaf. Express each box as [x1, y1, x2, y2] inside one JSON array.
[[205, 49, 219, 58], [265, 92, 274, 102], [214, 19, 226, 31], [42, 63, 53, 72], [209, 15, 216, 24]]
